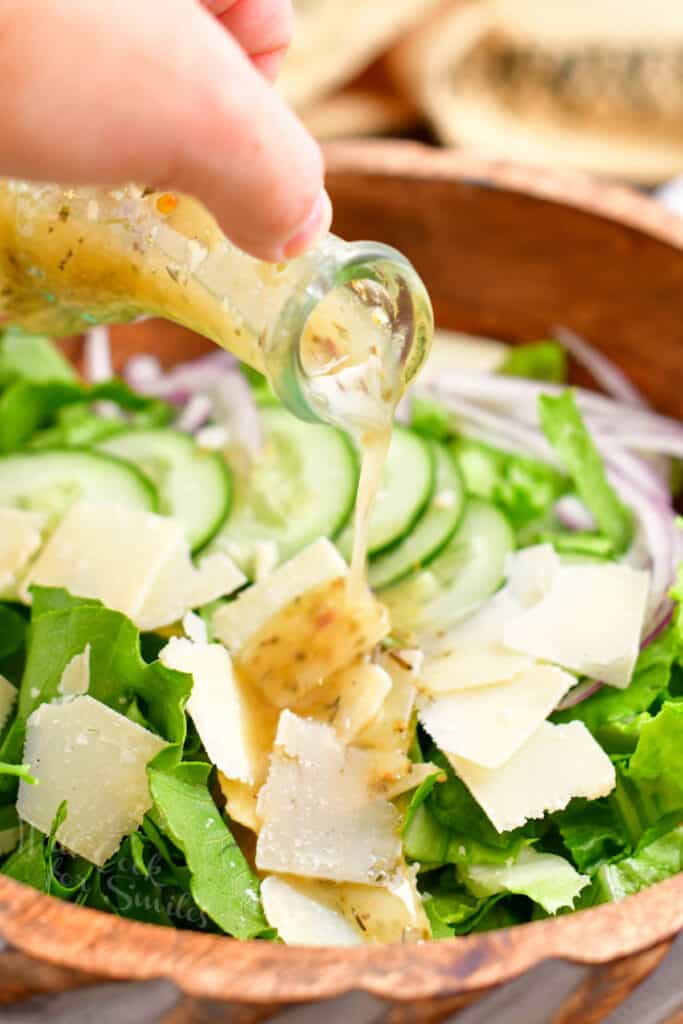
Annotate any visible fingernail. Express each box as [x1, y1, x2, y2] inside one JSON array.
[[283, 189, 332, 260]]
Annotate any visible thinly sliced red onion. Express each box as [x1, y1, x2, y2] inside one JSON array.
[[423, 372, 683, 439], [643, 606, 674, 648], [394, 394, 412, 425], [124, 350, 238, 400], [124, 354, 163, 391], [595, 430, 683, 460], [429, 374, 679, 636], [124, 348, 263, 456], [175, 393, 213, 434], [83, 326, 112, 383], [555, 680, 603, 711], [555, 325, 648, 409], [206, 373, 263, 459], [425, 387, 560, 465], [554, 496, 595, 532], [606, 456, 678, 630]]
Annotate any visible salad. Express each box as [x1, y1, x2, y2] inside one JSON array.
[[0, 323, 680, 945]]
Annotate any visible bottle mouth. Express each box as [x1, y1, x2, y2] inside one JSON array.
[[267, 239, 433, 433]]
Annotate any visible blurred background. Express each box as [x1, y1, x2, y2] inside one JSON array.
[[277, 0, 683, 194]]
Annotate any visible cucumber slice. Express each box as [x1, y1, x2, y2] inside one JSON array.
[[0, 449, 157, 524], [369, 443, 464, 590], [337, 427, 435, 560], [207, 406, 357, 573], [98, 429, 231, 552], [383, 498, 514, 635]]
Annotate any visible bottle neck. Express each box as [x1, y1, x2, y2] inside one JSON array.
[[267, 238, 433, 433], [0, 182, 433, 434]]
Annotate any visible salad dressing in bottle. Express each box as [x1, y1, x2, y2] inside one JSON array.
[[0, 180, 433, 572]]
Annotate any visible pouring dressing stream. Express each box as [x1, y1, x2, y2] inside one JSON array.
[[0, 180, 433, 578]]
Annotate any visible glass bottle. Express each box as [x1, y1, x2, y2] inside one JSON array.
[[0, 181, 433, 432]]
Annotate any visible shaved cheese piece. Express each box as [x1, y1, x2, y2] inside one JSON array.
[[418, 647, 535, 694], [504, 563, 650, 688], [0, 674, 17, 731], [451, 721, 616, 833], [22, 502, 244, 630], [137, 549, 244, 631], [58, 644, 90, 696], [421, 545, 574, 666], [252, 540, 279, 582], [505, 544, 559, 607], [0, 508, 44, 595], [22, 501, 178, 614], [236, 575, 387, 706], [219, 774, 261, 832], [213, 538, 347, 652], [262, 864, 430, 946], [462, 848, 588, 915], [214, 540, 388, 705], [335, 865, 431, 943], [256, 712, 401, 884], [160, 637, 276, 785], [182, 611, 207, 645], [382, 761, 443, 800], [362, 749, 413, 797], [294, 658, 392, 742], [419, 664, 573, 768], [18, 695, 167, 865], [261, 875, 362, 947], [429, 588, 521, 654], [356, 650, 418, 753]]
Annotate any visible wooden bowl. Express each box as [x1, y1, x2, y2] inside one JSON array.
[[1, 141, 682, 1009]]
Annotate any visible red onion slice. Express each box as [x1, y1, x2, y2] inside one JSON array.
[[555, 680, 603, 711], [555, 325, 648, 409], [83, 326, 112, 383]]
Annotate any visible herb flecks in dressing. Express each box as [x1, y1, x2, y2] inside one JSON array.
[[0, 180, 424, 584]]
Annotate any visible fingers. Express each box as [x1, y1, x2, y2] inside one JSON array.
[[0, 0, 330, 261], [202, 0, 293, 80]]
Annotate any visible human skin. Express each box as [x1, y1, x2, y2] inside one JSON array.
[[0, 0, 332, 261]]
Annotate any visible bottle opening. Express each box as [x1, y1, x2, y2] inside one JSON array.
[[268, 240, 433, 433]]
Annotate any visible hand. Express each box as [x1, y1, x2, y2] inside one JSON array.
[[0, 0, 332, 260]]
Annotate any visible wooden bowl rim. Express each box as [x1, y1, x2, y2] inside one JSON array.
[[323, 139, 683, 252], [1, 141, 682, 1002]]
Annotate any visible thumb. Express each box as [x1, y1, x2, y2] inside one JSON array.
[[0, 0, 331, 261]]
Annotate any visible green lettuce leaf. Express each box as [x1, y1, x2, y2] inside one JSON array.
[[592, 826, 683, 903], [553, 798, 629, 873], [0, 328, 77, 385], [2, 826, 47, 888], [0, 378, 170, 451], [0, 604, 27, 661], [539, 391, 632, 552], [148, 760, 268, 939], [500, 340, 567, 383], [461, 847, 589, 915], [410, 396, 452, 442], [451, 437, 567, 529], [553, 627, 678, 739], [404, 753, 531, 867], [625, 702, 683, 820], [0, 588, 191, 802], [422, 870, 501, 938]]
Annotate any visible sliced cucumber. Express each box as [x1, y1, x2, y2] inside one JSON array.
[[207, 405, 357, 573], [337, 427, 435, 560], [0, 449, 157, 524], [383, 498, 514, 636], [98, 429, 231, 552], [369, 443, 464, 590]]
